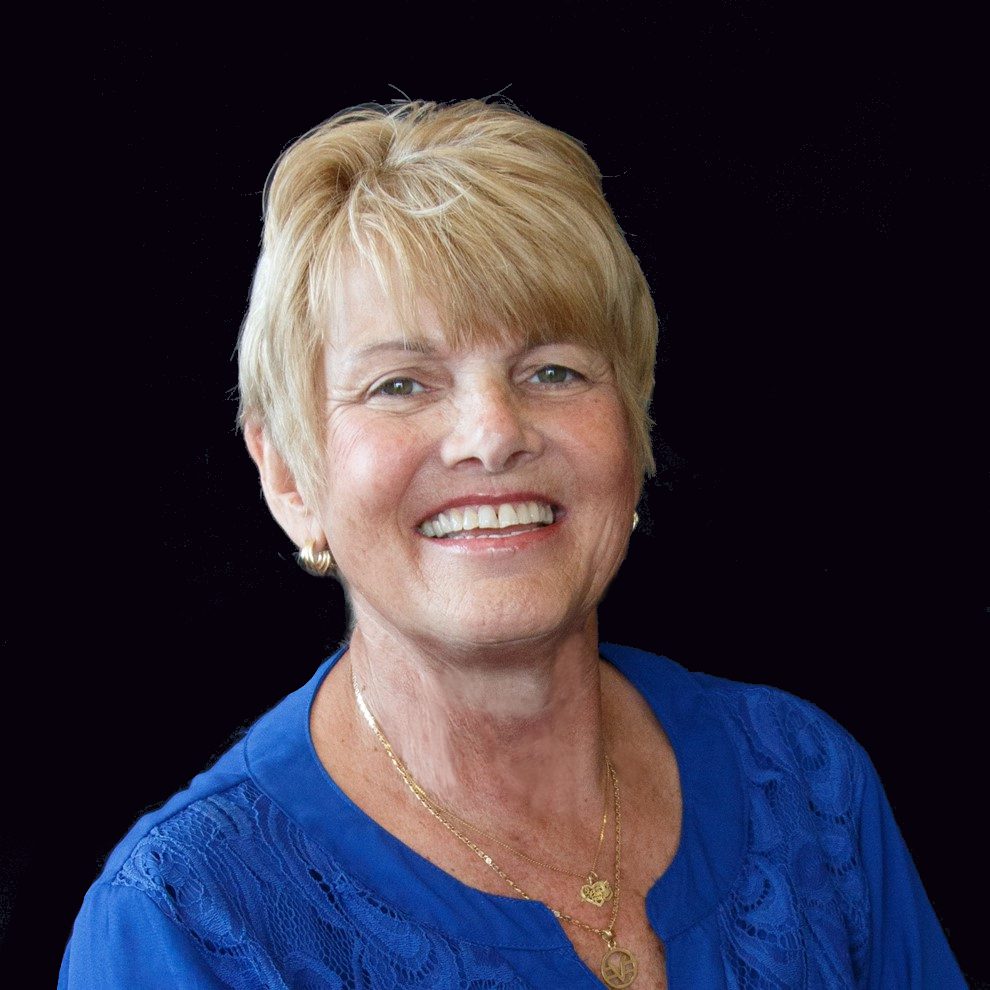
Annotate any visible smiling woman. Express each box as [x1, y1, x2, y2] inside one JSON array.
[[58, 100, 965, 989], [259, 263, 638, 650]]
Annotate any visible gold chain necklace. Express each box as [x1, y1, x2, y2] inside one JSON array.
[[428, 759, 613, 907], [352, 670, 639, 988]]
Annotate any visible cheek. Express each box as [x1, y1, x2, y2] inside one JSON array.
[[324, 415, 428, 529], [556, 396, 637, 498]]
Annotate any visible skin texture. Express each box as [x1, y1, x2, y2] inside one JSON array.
[[246, 264, 678, 986]]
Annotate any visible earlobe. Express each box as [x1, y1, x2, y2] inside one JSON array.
[[244, 420, 324, 549]]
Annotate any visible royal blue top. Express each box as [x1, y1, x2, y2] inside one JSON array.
[[59, 644, 965, 988]]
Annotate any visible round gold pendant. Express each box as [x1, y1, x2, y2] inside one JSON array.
[[601, 946, 637, 987], [580, 874, 614, 907]]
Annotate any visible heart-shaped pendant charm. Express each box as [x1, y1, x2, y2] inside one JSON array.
[[580, 875, 613, 907]]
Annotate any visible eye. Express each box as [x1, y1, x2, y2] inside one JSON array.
[[530, 364, 581, 385], [373, 377, 425, 397]]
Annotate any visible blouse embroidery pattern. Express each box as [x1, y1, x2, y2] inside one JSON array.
[[712, 684, 869, 988], [113, 683, 869, 989]]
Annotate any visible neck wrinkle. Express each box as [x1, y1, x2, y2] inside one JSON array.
[[346, 617, 610, 848]]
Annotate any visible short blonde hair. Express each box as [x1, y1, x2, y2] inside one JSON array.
[[237, 100, 658, 500]]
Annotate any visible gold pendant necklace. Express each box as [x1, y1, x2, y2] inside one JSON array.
[[434, 761, 613, 908], [601, 938, 639, 988], [352, 667, 639, 987], [581, 870, 614, 907]]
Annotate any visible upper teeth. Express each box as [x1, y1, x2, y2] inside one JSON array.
[[419, 501, 554, 537]]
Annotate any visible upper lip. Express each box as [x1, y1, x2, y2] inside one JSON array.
[[415, 491, 560, 527]]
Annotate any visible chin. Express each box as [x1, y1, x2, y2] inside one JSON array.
[[423, 597, 584, 651]]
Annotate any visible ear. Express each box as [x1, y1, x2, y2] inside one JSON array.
[[244, 420, 326, 551]]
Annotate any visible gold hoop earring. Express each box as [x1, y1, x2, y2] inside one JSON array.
[[297, 541, 336, 577], [632, 511, 640, 532]]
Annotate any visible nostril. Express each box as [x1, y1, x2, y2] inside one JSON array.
[[442, 421, 540, 473]]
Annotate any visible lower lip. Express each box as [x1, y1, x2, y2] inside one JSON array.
[[416, 519, 562, 554]]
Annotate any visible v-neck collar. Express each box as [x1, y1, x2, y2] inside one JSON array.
[[243, 642, 745, 950]]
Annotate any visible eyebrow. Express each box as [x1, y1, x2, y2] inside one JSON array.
[[340, 338, 440, 365]]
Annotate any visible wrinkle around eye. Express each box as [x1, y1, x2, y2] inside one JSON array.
[[324, 380, 432, 411], [324, 385, 367, 409], [361, 381, 445, 415], [519, 344, 613, 387]]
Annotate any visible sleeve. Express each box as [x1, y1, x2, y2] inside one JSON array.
[[855, 745, 968, 989], [58, 881, 230, 990]]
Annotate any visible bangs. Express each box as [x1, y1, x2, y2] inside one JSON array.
[[309, 127, 629, 359]]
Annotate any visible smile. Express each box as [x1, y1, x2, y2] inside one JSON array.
[[418, 501, 555, 538]]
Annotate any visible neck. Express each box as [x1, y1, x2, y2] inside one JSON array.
[[346, 611, 609, 836]]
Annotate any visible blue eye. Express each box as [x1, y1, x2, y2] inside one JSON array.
[[531, 365, 578, 385], [375, 378, 424, 397]]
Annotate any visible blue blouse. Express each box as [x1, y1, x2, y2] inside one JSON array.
[[59, 644, 965, 988]]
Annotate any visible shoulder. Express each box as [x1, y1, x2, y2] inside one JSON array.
[[64, 673, 334, 987], [94, 728, 254, 884], [605, 642, 867, 754], [62, 745, 261, 988], [64, 772, 366, 989], [65, 670, 303, 954], [611, 646, 875, 974], [89, 654, 341, 888], [112, 773, 265, 883], [695, 668, 869, 783], [78, 733, 265, 933], [698, 670, 883, 857], [65, 751, 517, 989], [602, 642, 874, 815], [601, 646, 968, 986], [104, 776, 296, 947]]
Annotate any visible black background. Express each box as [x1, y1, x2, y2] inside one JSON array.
[[3, 3, 984, 984]]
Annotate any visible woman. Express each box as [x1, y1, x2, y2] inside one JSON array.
[[59, 100, 964, 988]]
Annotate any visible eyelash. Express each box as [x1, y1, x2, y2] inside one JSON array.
[[373, 378, 426, 398], [370, 364, 583, 399], [528, 364, 583, 386]]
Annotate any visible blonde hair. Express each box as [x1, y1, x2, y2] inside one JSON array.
[[237, 100, 658, 500]]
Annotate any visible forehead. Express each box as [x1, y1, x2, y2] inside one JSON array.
[[325, 262, 563, 362], [326, 263, 439, 354]]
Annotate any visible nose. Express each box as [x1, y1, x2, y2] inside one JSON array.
[[440, 377, 544, 473]]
